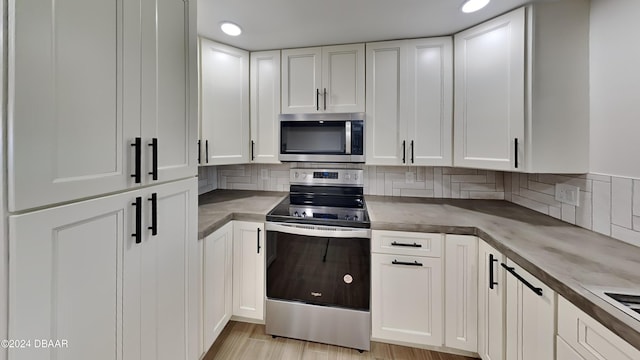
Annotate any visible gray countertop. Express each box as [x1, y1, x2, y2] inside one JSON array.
[[198, 190, 640, 351]]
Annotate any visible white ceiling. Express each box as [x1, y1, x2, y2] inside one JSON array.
[[197, 0, 534, 51]]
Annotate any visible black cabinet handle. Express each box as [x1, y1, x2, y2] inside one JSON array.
[[205, 140, 209, 164], [197, 140, 201, 164], [148, 193, 157, 236], [148, 138, 158, 181], [316, 89, 320, 111], [323, 88, 327, 110], [131, 137, 141, 183], [257, 228, 262, 254], [251, 140, 255, 161], [392, 259, 422, 267], [489, 254, 498, 290], [501, 263, 543, 296], [132, 196, 142, 244], [402, 140, 406, 164], [391, 241, 422, 248], [410, 140, 414, 164], [515, 138, 519, 169]]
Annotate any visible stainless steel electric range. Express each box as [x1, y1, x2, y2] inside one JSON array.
[[265, 168, 371, 351]]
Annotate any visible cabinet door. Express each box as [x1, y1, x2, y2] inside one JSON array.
[[9, 190, 133, 360], [202, 222, 233, 353], [556, 336, 585, 360], [371, 253, 443, 346], [444, 235, 478, 352], [407, 38, 453, 166], [233, 221, 265, 321], [365, 41, 408, 165], [453, 8, 525, 171], [250, 50, 281, 164], [124, 178, 198, 360], [281, 47, 322, 114], [322, 44, 365, 113], [504, 259, 555, 360], [8, 0, 140, 212], [141, 0, 197, 182], [477, 241, 505, 360], [200, 39, 249, 165]]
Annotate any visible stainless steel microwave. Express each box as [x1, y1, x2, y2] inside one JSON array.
[[279, 112, 365, 163]]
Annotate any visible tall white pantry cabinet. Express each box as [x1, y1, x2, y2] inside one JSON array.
[[6, 0, 199, 360]]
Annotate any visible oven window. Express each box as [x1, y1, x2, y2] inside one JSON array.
[[266, 231, 370, 311], [280, 121, 346, 154]]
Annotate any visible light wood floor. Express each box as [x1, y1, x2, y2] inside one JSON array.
[[204, 321, 479, 360]]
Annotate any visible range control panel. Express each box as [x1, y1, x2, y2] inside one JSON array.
[[290, 168, 364, 186]]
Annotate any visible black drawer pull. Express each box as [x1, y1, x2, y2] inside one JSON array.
[[131, 137, 141, 183], [148, 193, 157, 236], [391, 241, 422, 248], [148, 138, 158, 181], [501, 263, 543, 296], [489, 253, 498, 290], [257, 228, 262, 254], [402, 140, 406, 164], [197, 140, 201, 164], [392, 259, 422, 267], [132, 196, 142, 244]]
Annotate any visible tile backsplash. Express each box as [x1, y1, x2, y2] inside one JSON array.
[[202, 163, 640, 248], [213, 163, 505, 199]]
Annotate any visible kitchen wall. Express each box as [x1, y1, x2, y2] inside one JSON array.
[[214, 163, 505, 199], [198, 166, 218, 194], [505, 173, 640, 248]]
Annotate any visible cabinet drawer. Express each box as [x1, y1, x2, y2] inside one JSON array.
[[372, 230, 442, 257], [558, 296, 640, 360]]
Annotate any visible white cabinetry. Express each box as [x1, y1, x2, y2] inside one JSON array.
[[202, 222, 233, 354], [9, 178, 198, 360], [8, 0, 196, 212], [232, 221, 265, 321], [199, 39, 249, 165], [281, 44, 364, 113], [557, 296, 640, 360], [504, 259, 555, 360], [478, 241, 505, 360], [250, 51, 281, 164], [366, 38, 452, 166], [371, 231, 443, 346], [454, 1, 589, 173], [444, 235, 478, 352]]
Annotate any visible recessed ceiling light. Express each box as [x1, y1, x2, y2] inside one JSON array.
[[461, 0, 490, 13], [220, 21, 242, 36]]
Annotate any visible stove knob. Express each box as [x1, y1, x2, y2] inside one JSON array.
[[294, 172, 299, 179], [354, 174, 359, 180], [344, 215, 350, 220], [294, 211, 299, 217], [302, 211, 307, 218], [354, 215, 359, 221]]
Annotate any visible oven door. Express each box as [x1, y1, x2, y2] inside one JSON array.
[[265, 222, 370, 311]]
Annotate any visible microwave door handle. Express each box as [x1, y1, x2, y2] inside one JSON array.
[[345, 121, 352, 154]]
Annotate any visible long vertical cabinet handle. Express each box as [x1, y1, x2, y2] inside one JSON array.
[[489, 253, 498, 289], [514, 138, 519, 169], [197, 140, 201, 164], [148, 138, 158, 180], [131, 137, 142, 183], [402, 141, 406, 164], [251, 140, 255, 161], [132, 196, 142, 244], [323, 88, 327, 110], [256, 228, 262, 254], [205, 140, 209, 164], [410, 140, 415, 164], [501, 263, 543, 296], [316, 89, 320, 111], [148, 193, 157, 236]]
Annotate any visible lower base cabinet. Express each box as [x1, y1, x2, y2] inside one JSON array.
[[557, 295, 640, 360], [232, 221, 265, 321], [202, 222, 233, 355], [9, 178, 199, 360]]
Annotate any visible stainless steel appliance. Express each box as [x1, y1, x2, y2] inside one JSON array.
[[265, 168, 371, 351], [279, 113, 365, 163]]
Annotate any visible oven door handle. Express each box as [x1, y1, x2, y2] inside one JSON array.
[[345, 121, 351, 155], [265, 222, 371, 238]]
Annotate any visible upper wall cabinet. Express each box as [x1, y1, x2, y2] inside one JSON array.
[[454, 0, 589, 173], [8, 0, 197, 212], [366, 38, 453, 166], [281, 44, 365, 113], [250, 50, 281, 164], [199, 39, 250, 165]]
